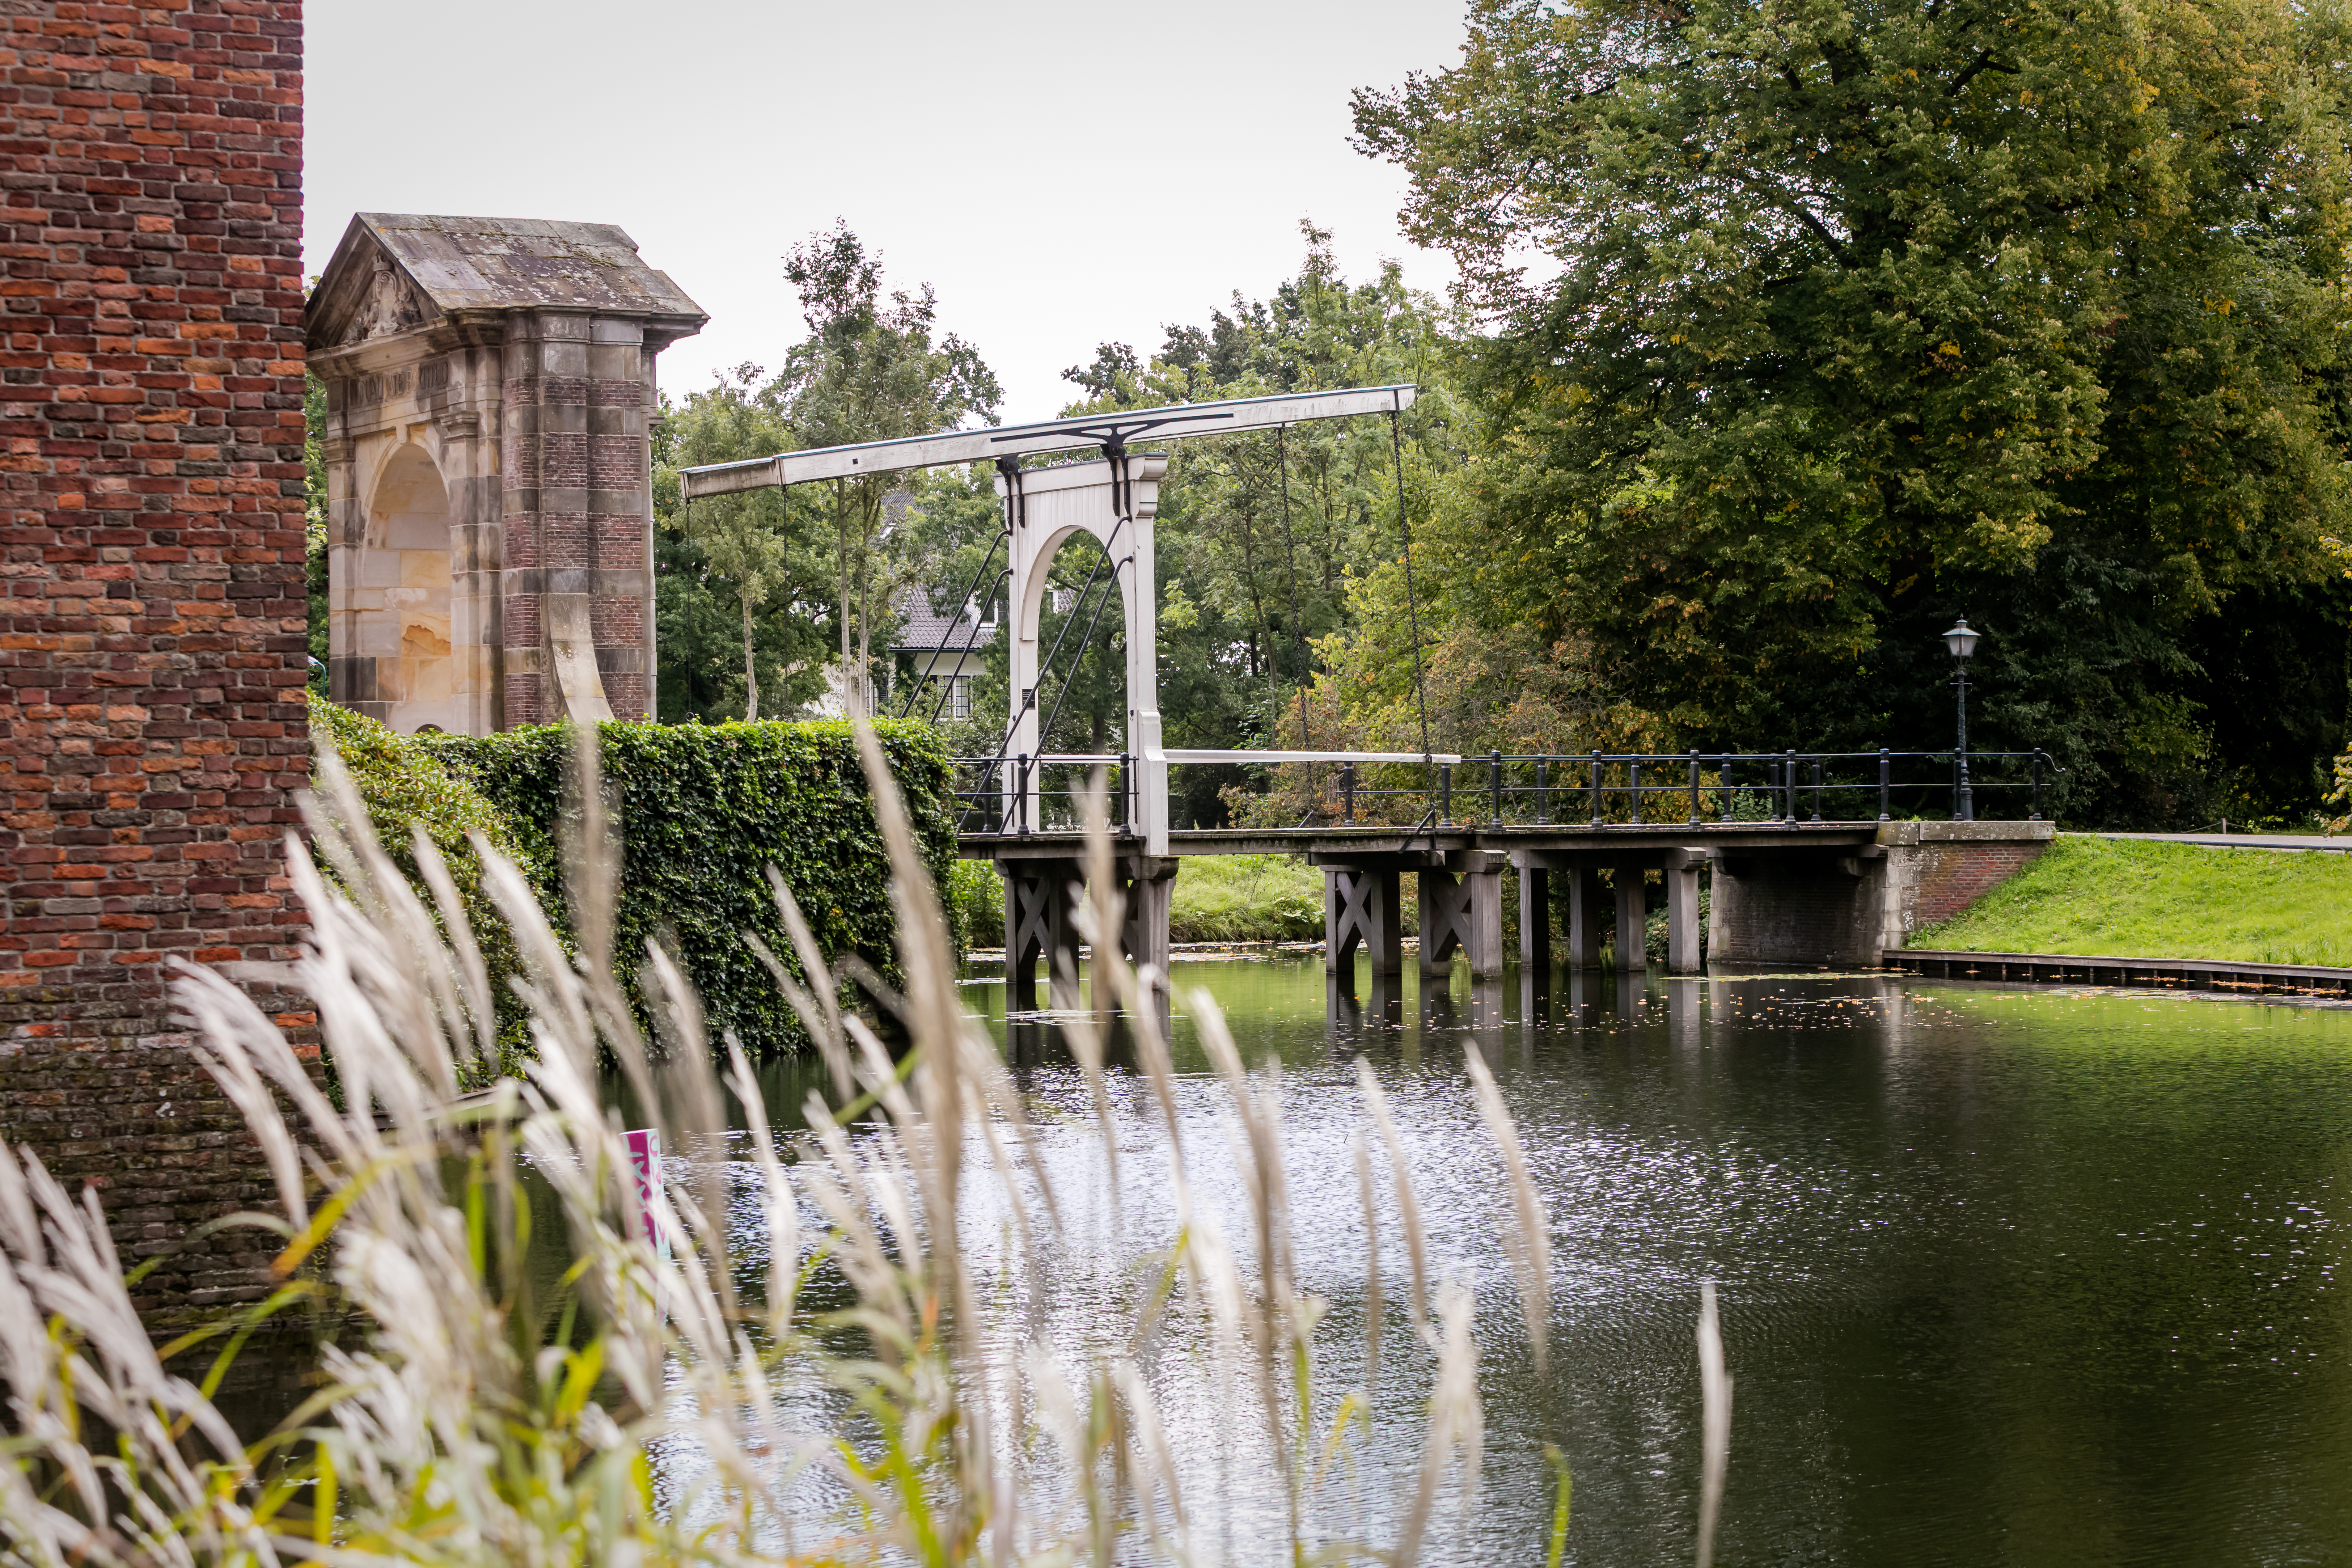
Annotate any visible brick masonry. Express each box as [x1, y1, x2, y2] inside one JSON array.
[[0, 0, 310, 1313], [1907, 840, 2046, 928]]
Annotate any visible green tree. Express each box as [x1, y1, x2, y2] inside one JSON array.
[[654, 368, 824, 722], [1048, 224, 1473, 822], [1354, 0, 2352, 824], [773, 221, 1001, 718]]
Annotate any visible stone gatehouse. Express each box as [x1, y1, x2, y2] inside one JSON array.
[[306, 215, 706, 733]]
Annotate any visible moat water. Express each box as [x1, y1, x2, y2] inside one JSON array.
[[867, 955, 2352, 1568], [213, 955, 2352, 1565]]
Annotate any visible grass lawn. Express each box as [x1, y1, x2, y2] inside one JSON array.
[[949, 853, 1338, 948], [1912, 834, 2352, 968], [1169, 854, 1327, 943]]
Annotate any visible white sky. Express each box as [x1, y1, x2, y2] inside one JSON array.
[[305, 0, 1468, 421]]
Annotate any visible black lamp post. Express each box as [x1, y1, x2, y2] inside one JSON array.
[[1942, 616, 1980, 821]]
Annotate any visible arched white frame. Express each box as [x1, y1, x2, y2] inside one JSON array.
[[1000, 453, 1168, 853]]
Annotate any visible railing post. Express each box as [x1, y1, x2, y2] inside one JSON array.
[[1342, 762, 1355, 824], [1438, 762, 1452, 824], [1489, 749, 1503, 825], [1122, 752, 1133, 829], [1879, 748, 1890, 822], [1784, 749, 1797, 823], [2031, 752, 2044, 821], [1017, 753, 1031, 837], [1687, 750, 1701, 826], [1536, 757, 1551, 825], [1630, 758, 1643, 824], [1590, 749, 1603, 827], [1811, 757, 1823, 822]]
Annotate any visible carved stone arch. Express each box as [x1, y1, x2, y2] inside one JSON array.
[[365, 440, 447, 550], [334, 441, 458, 734]]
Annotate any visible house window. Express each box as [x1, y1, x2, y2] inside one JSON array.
[[1051, 586, 1076, 615], [947, 676, 972, 720]]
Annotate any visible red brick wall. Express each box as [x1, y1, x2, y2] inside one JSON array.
[[0, 0, 308, 1313], [1912, 841, 2047, 927]]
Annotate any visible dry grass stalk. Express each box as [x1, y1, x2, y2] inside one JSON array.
[[1696, 1280, 1734, 1568], [0, 714, 1730, 1568]]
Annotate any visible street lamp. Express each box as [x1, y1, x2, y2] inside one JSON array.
[[1942, 617, 1980, 821]]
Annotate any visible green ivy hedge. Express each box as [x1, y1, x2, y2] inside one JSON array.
[[305, 692, 538, 1077], [418, 718, 960, 1058]]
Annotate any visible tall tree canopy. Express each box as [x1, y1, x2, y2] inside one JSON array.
[[774, 221, 1001, 718], [650, 224, 1000, 724], [1354, 0, 2352, 824], [654, 369, 829, 722]]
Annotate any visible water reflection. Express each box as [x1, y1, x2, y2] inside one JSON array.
[[573, 951, 2352, 1565], [923, 955, 2352, 1567]]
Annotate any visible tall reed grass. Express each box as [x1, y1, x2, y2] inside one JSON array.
[[0, 721, 1730, 1566]]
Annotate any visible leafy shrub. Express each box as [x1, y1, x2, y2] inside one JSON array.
[[948, 857, 1003, 948], [306, 692, 534, 1077], [420, 718, 958, 1057]]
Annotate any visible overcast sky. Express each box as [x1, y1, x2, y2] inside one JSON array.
[[305, 0, 1468, 421]]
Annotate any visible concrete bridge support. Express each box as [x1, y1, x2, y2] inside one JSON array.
[[1705, 820, 2055, 967], [1118, 858, 1177, 984], [1666, 851, 1704, 973], [1512, 853, 1632, 971], [1003, 857, 1081, 1013], [1320, 849, 1510, 978], [1565, 866, 1605, 968], [1613, 864, 1649, 975], [1517, 863, 1551, 975]]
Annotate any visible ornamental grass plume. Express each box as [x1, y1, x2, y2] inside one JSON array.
[[0, 719, 1732, 1567]]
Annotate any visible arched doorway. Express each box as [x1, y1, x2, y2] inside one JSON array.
[[350, 444, 456, 734]]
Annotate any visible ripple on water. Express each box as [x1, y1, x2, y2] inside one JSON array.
[[687, 960, 2352, 1568]]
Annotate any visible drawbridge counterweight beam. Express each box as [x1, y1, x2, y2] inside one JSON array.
[[676, 384, 1419, 497]]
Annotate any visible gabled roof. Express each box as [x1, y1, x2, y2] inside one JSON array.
[[891, 587, 996, 654], [306, 213, 707, 352]]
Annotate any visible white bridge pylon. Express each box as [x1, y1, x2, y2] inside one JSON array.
[[679, 384, 1420, 856]]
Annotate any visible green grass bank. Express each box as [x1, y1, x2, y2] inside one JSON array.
[[1912, 834, 2352, 968], [954, 853, 1354, 947]]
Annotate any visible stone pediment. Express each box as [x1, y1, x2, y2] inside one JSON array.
[[310, 243, 437, 350], [306, 213, 708, 355]]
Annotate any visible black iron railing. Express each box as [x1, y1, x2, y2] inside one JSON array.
[[952, 747, 2064, 836], [1245, 748, 2060, 828], [951, 754, 1134, 836]]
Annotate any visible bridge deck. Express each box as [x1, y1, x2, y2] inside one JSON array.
[[962, 820, 1890, 861]]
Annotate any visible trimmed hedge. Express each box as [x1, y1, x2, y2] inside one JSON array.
[[419, 719, 959, 1058]]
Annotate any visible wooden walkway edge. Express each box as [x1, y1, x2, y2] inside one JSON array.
[[1897, 948, 2352, 996]]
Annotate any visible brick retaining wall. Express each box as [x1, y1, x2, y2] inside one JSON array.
[[1908, 839, 2047, 929], [0, 0, 308, 1314]]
